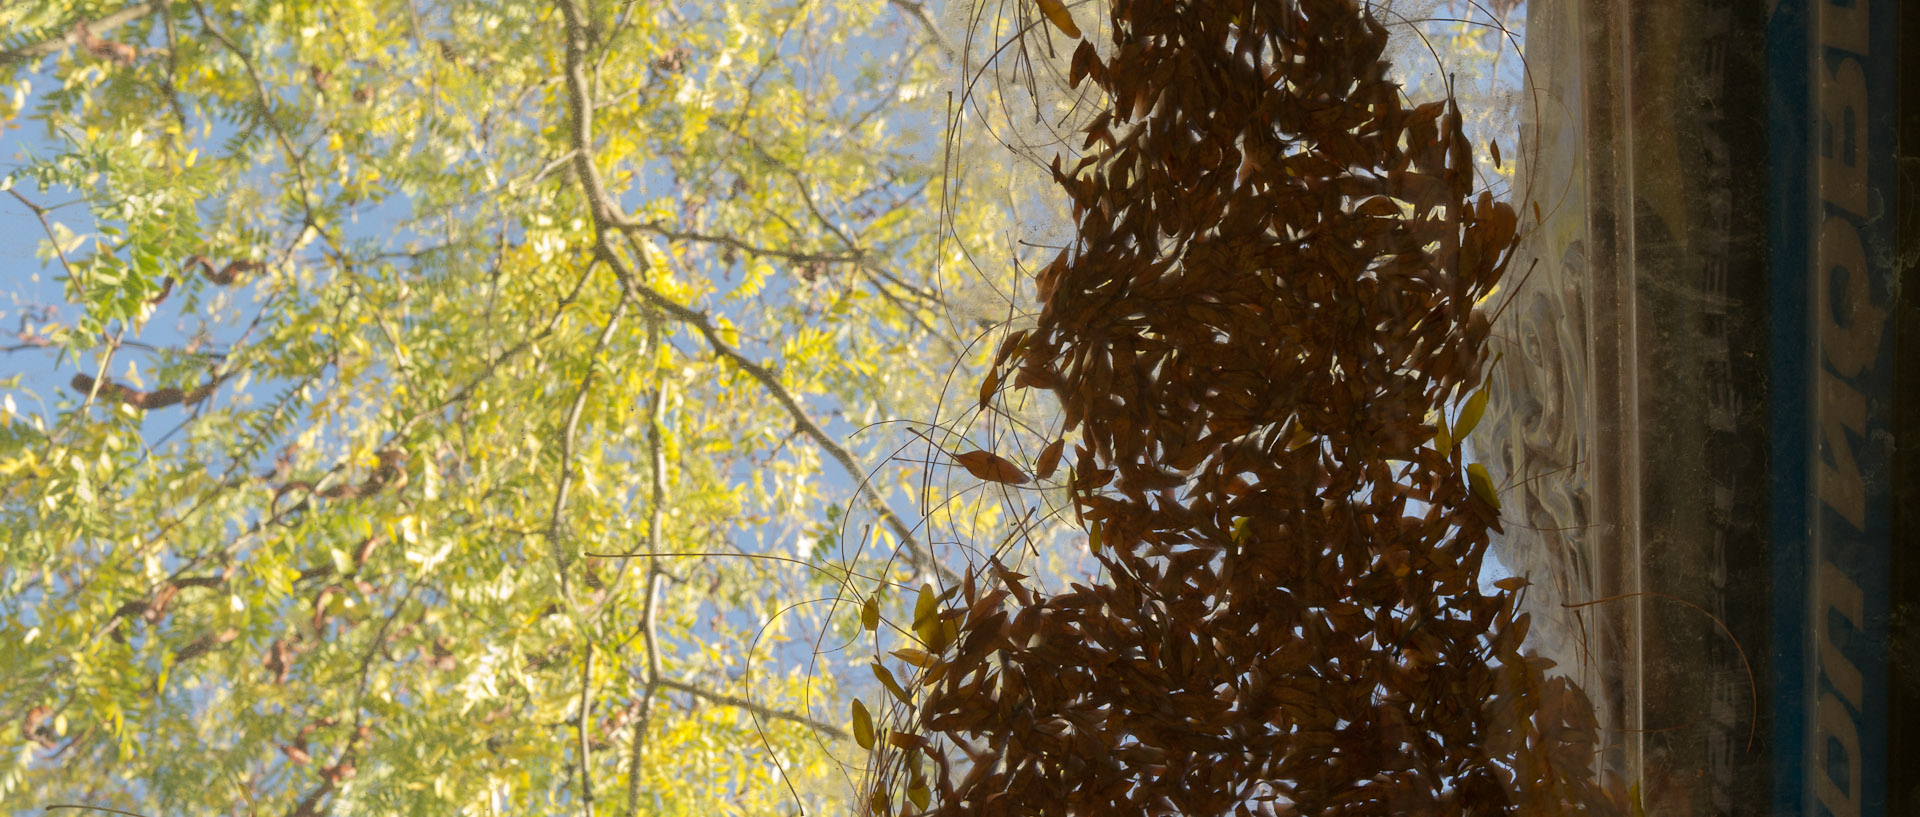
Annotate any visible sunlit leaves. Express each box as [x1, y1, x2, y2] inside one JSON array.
[[0, 0, 969, 813]]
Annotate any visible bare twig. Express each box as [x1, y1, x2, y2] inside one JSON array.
[[7, 191, 82, 285], [156, 3, 190, 132], [44, 805, 150, 817]]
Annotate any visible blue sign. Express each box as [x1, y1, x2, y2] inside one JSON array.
[[1770, 1, 1896, 815]]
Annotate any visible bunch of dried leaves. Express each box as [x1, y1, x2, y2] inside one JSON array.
[[856, 0, 1632, 815]]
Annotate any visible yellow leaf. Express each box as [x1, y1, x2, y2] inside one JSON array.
[[912, 584, 937, 630], [873, 661, 912, 706], [1036, 0, 1082, 38], [1286, 424, 1315, 451], [851, 699, 874, 749], [913, 583, 947, 649], [1088, 518, 1103, 553], [1454, 387, 1490, 442], [1467, 462, 1501, 511], [861, 597, 879, 631], [914, 604, 957, 652], [1432, 409, 1452, 452], [889, 648, 935, 668], [907, 779, 931, 809], [914, 615, 944, 651]]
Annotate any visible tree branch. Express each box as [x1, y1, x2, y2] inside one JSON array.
[[0, 2, 159, 65], [655, 678, 848, 741], [545, 288, 630, 595], [552, 0, 946, 582], [623, 334, 668, 817], [577, 642, 597, 817], [622, 272, 949, 581], [189, 1, 319, 223], [555, 0, 628, 234], [624, 220, 865, 266], [886, 0, 958, 60]]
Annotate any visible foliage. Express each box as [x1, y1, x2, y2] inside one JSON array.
[[846, 0, 1627, 815], [0, 1, 992, 815]]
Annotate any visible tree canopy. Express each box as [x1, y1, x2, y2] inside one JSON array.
[[0, 1, 1024, 814]]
